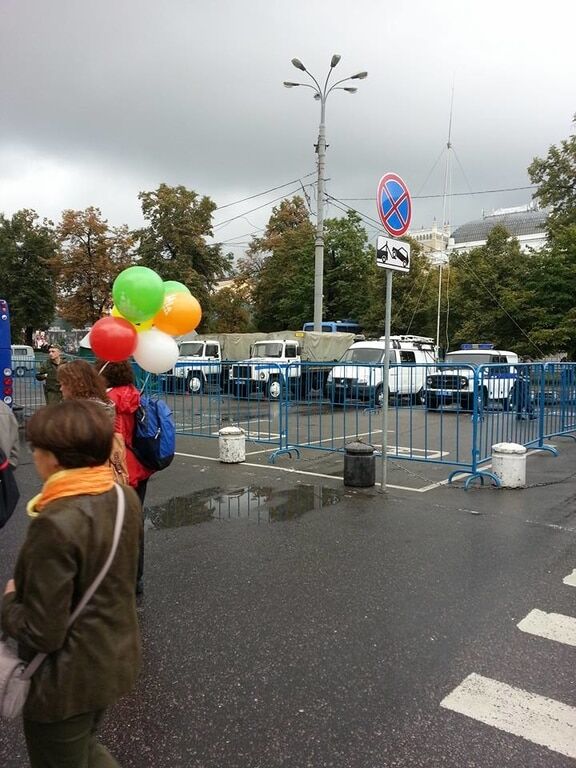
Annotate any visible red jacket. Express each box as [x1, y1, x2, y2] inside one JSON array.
[[107, 385, 153, 487]]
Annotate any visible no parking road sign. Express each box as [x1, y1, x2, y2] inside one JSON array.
[[377, 172, 412, 237]]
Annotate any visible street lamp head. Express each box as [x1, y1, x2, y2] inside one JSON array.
[[283, 81, 300, 88], [343, 87, 357, 93], [330, 54, 341, 68], [350, 71, 368, 80], [313, 93, 321, 100], [291, 58, 306, 72]]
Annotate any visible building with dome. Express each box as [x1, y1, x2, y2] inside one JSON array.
[[447, 204, 548, 254]]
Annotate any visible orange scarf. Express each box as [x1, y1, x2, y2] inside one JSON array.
[[27, 465, 115, 518]]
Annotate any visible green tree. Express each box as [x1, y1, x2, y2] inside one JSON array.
[[526, 115, 576, 356], [137, 184, 232, 328], [323, 211, 375, 323], [528, 115, 576, 235], [53, 207, 135, 326], [239, 197, 315, 330], [448, 226, 538, 354], [206, 285, 253, 332], [0, 210, 57, 344]]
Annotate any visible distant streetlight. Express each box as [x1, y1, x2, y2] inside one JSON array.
[[284, 56, 367, 332]]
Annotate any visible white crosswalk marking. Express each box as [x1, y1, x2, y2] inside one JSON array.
[[517, 608, 576, 647], [563, 568, 576, 587], [440, 673, 576, 759]]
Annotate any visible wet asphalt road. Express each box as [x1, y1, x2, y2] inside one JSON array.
[[1, 434, 576, 767]]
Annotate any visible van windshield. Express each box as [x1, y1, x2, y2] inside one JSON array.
[[179, 342, 204, 357], [340, 347, 386, 364]]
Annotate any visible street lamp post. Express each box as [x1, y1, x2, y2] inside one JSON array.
[[284, 56, 367, 332]]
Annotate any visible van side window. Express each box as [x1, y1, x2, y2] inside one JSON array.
[[285, 344, 298, 359], [205, 344, 219, 357], [399, 351, 416, 363]]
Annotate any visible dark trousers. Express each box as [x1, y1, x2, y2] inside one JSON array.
[[135, 480, 148, 586], [24, 709, 120, 767]]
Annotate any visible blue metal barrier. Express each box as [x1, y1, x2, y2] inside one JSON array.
[[15, 355, 576, 489]]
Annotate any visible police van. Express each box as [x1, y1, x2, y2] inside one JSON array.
[[424, 343, 519, 411], [327, 335, 436, 406]]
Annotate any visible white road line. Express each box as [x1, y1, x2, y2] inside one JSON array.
[[174, 452, 424, 492], [517, 609, 576, 647], [563, 569, 576, 587], [440, 673, 576, 759]]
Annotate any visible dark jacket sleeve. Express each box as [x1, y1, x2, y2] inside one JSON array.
[[1, 516, 76, 654]]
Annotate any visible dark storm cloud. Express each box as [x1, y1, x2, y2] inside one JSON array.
[[0, 0, 574, 239]]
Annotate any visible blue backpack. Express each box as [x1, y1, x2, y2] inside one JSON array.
[[131, 395, 176, 471]]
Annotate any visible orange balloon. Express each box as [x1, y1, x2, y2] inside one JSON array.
[[153, 291, 202, 336]]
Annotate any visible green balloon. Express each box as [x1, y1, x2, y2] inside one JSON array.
[[113, 267, 165, 323], [163, 280, 191, 295]]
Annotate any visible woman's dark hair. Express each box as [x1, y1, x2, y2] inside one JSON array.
[[94, 359, 135, 388], [58, 360, 109, 402], [27, 400, 113, 468]]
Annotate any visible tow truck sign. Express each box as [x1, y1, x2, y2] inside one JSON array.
[[376, 236, 411, 273]]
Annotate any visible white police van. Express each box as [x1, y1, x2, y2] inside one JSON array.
[[327, 335, 436, 406], [424, 343, 519, 411]]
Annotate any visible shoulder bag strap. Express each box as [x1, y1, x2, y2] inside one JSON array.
[[22, 484, 126, 680]]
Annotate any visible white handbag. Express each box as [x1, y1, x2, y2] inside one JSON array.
[[0, 484, 125, 719]]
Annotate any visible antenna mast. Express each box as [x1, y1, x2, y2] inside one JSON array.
[[436, 82, 455, 355]]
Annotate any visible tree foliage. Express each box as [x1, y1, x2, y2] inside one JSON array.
[[447, 226, 538, 354], [206, 285, 253, 333], [323, 211, 375, 323], [525, 114, 576, 357], [240, 200, 377, 331], [239, 197, 315, 330], [137, 184, 232, 328], [53, 207, 135, 327], [528, 115, 576, 234], [0, 210, 57, 344]]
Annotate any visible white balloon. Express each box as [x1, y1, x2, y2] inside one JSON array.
[[133, 328, 179, 374]]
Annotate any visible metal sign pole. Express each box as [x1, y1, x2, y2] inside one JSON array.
[[380, 269, 393, 492]]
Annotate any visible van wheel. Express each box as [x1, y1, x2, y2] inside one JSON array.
[[187, 372, 203, 395], [412, 388, 425, 406], [426, 393, 439, 410], [14, 366, 26, 377]]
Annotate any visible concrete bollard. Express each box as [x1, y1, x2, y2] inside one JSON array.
[[344, 440, 375, 487], [219, 426, 246, 463], [492, 442, 527, 488]]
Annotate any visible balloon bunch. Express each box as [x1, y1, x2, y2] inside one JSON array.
[[89, 267, 202, 373]]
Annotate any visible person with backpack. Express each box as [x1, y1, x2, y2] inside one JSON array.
[[95, 360, 154, 595]]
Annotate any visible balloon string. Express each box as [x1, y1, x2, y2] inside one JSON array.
[[139, 372, 151, 395], [98, 361, 109, 376]]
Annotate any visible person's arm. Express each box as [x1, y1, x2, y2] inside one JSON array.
[[35, 362, 47, 381], [8, 409, 19, 468], [1, 515, 76, 654]]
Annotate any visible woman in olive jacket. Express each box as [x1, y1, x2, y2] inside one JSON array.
[[1, 400, 142, 767]]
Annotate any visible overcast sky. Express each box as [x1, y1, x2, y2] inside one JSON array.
[[1, 0, 574, 257]]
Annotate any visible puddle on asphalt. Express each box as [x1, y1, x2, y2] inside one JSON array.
[[145, 485, 343, 529]]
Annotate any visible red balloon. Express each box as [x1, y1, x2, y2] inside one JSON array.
[[89, 316, 137, 362]]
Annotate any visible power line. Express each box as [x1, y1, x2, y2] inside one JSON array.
[[213, 184, 314, 230], [337, 184, 537, 202], [214, 172, 316, 211]]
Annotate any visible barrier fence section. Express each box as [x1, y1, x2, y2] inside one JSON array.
[[159, 361, 286, 453]]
